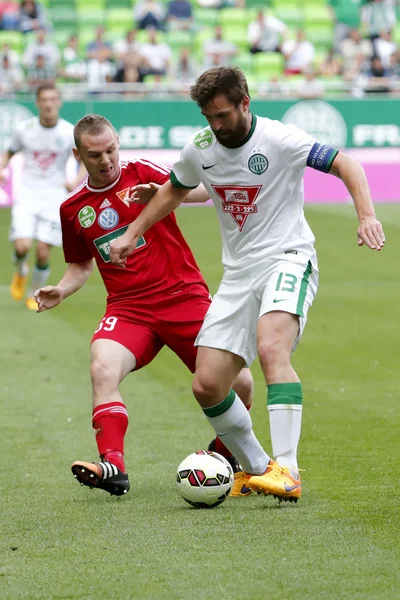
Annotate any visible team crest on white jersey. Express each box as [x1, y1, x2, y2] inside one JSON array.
[[212, 185, 262, 231], [33, 151, 57, 171]]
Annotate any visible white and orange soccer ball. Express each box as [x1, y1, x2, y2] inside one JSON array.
[[176, 450, 234, 508]]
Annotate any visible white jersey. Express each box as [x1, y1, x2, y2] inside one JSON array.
[[171, 114, 337, 270], [8, 116, 75, 190]]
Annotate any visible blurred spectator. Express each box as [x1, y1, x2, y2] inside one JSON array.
[[0, 54, 24, 96], [374, 30, 396, 68], [340, 28, 373, 80], [329, 0, 364, 49], [62, 34, 87, 82], [114, 51, 143, 87], [293, 69, 325, 99], [282, 30, 315, 75], [140, 28, 171, 80], [362, 0, 396, 45], [87, 26, 112, 62], [0, 2, 20, 31], [173, 47, 198, 82], [19, 0, 48, 34], [0, 42, 21, 67], [113, 29, 141, 65], [197, 0, 224, 7], [363, 54, 394, 92], [389, 49, 400, 79], [247, 10, 287, 54], [23, 27, 60, 68], [27, 54, 57, 89], [86, 54, 116, 93], [166, 0, 193, 31], [203, 25, 237, 68], [134, 0, 166, 31], [319, 47, 342, 76]]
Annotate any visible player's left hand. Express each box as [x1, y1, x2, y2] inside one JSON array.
[[357, 216, 385, 251], [109, 231, 140, 267], [128, 182, 160, 204]]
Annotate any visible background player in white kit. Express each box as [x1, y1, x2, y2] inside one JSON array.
[[0, 83, 85, 310], [110, 66, 385, 502]]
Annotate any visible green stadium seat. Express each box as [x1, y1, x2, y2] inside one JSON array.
[[394, 24, 400, 45], [76, 9, 106, 29], [55, 29, 76, 49], [75, 0, 105, 9], [223, 25, 249, 52], [303, 5, 332, 27], [50, 7, 77, 30], [136, 29, 166, 44], [166, 30, 193, 50], [218, 8, 250, 27], [193, 8, 218, 28], [272, 5, 304, 29], [233, 52, 253, 74], [48, 0, 75, 6], [253, 51, 284, 76], [107, 0, 132, 7], [194, 27, 214, 52], [306, 25, 334, 50], [0, 31, 23, 53], [106, 8, 134, 30]]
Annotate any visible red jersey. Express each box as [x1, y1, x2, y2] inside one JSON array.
[[60, 159, 208, 304]]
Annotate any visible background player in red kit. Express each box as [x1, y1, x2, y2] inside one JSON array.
[[34, 114, 257, 497]]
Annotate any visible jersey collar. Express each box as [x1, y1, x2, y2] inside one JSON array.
[[86, 167, 122, 192], [230, 114, 257, 149]]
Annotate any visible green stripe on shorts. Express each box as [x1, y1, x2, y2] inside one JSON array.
[[296, 260, 312, 317]]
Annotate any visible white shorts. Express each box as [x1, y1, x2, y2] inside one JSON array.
[[195, 251, 319, 367], [9, 186, 66, 247]]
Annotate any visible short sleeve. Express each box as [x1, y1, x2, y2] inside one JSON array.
[[280, 124, 315, 171], [170, 142, 200, 190], [60, 205, 93, 264], [137, 158, 171, 186], [8, 124, 23, 154]]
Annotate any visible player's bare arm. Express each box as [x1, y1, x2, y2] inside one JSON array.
[[35, 259, 94, 312], [329, 152, 385, 251], [128, 182, 209, 205], [109, 181, 190, 266], [65, 160, 87, 193], [0, 150, 16, 185]]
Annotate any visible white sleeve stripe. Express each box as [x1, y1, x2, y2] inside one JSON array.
[[62, 180, 87, 203], [137, 158, 170, 175]]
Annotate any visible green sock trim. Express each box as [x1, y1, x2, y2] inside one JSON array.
[[203, 389, 235, 418], [35, 263, 49, 271], [267, 383, 303, 406]]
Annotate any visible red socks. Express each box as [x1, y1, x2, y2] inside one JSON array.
[[92, 402, 128, 473]]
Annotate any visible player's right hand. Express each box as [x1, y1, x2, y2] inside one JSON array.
[[128, 182, 160, 204], [34, 286, 63, 312]]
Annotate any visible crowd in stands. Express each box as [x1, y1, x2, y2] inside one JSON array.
[[0, 0, 399, 98]]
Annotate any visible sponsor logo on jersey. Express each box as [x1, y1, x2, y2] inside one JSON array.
[[116, 187, 130, 207], [248, 153, 268, 175], [211, 185, 262, 231], [282, 100, 347, 148], [193, 129, 213, 150], [98, 208, 119, 230], [33, 151, 57, 171], [0, 102, 34, 152], [100, 198, 112, 209], [78, 206, 96, 228], [93, 225, 146, 262]]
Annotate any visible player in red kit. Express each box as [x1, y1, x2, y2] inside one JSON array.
[[34, 114, 256, 497]]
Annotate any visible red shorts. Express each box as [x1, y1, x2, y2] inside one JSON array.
[[91, 286, 211, 372]]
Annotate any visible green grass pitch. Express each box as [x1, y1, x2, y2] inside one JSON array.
[[1, 204, 399, 600]]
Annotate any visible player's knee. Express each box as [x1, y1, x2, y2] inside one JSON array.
[[192, 373, 227, 406], [14, 240, 30, 256], [36, 243, 50, 266], [257, 337, 287, 370], [90, 357, 118, 391]]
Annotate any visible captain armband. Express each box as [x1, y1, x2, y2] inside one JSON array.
[[306, 143, 338, 173]]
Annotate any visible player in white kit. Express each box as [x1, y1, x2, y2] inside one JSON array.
[[110, 67, 385, 502], [0, 84, 85, 310]]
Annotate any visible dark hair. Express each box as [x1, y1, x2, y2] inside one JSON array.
[[36, 82, 60, 99], [190, 66, 249, 109], [74, 114, 116, 148], [20, 0, 38, 19]]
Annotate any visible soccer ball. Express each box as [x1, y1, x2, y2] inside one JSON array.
[[176, 450, 234, 508]]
